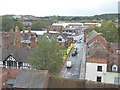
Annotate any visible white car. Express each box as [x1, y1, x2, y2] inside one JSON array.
[[66, 61, 72, 68]]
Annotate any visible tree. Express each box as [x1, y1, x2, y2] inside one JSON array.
[[99, 21, 118, 43], [31, 21, 45, 31], [13, 18, 23, 30], [2, 16, 14, 31], [29, 34, 63, 75], [2, 16, 23, 32]]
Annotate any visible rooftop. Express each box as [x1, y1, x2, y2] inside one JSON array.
[[86, 58, 107, 64]]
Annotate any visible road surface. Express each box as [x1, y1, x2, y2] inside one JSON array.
[[58, 33, 86, 79]]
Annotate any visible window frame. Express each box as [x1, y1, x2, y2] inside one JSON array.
[[97, 66, 102, 72], [97, 76, 102, 82], [112, 64, 118, 72]]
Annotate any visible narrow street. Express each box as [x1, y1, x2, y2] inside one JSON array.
[[58, 33, 86, 80]]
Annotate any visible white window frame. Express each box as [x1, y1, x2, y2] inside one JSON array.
[[112, 64, 118, 72]]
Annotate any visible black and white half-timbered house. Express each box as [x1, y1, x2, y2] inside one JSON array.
[[0, 30, 36, 69]]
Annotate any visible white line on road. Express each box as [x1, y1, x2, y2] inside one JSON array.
[[63, 68, 67, 77]]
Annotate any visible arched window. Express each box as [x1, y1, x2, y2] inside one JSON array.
[[112, 64, 118, 72]]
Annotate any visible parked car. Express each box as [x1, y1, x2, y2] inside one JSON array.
[[74, 47, 78, 54], [66, 61, 72, 68], [71, 51, 76, 56]]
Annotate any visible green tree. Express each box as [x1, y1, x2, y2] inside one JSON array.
[[2, 16, 23, 32], [31, 21, 45, 31], [2, 16, 14, 31], [99, 21, 118, 43], [13, 18, 23, 30], [87, 21, 118, 43], [29, 34, 63, 75]]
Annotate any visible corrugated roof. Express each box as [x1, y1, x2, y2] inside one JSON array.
[[13, 70, 48, 88]]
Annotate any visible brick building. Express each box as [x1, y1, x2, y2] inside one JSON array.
[[85, 30, 120, 84]]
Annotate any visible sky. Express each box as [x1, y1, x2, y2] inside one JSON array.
[[0, 0, 119, 17]]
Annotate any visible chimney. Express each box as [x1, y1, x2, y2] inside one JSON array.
[[9, 28, 14, 32], [3, 32, 10, 48], [47, 28, 49, 33], [59, 27, 63, 33], [14, 26, 21, 47], [22, 27, 25, 34], [28, 26, 31, 33], [84, 30, 86, 42], [30, 33, 36, 48]]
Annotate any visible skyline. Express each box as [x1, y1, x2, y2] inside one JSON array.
[[0, 0, 119, 17]]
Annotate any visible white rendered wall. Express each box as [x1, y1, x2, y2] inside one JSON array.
[[85, 62, 107, 83], [105, 72, 120, 84]]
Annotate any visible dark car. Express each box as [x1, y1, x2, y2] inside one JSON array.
[[72, 51, 77, 56], [74, 47, 78, 54], [71, 51, 77, 56], [72, 47, 78, 56]]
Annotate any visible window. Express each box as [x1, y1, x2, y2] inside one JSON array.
[[97, 76, 102, 82], [58, 38, 62, 41], [97, 66, 102, 71], [114, 77, 120, 84], [112, 65, 118, 72]]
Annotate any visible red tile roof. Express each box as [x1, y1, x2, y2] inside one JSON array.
[[86, 58, 107, 64]]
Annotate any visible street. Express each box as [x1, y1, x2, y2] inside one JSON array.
[[58, 33, 86, 79]]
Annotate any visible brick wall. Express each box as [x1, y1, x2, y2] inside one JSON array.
[[48, 77, 119, 88], [88, 35, 108, 49]]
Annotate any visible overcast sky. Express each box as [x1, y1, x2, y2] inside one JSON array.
[[0, 0, 119, 17]]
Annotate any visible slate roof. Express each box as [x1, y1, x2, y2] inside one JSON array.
[[1, 32, 34, 62], [50, 33, 68, 40], [5, 78, 15, 85], [13, 70, 48, 88], [88, 44, 109, 59], [2, 45, 33, 62], [86, 30, 99, 43], [2, 32, 31, 44], [110, 43, 120, 50]]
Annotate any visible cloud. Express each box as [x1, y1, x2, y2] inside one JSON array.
[[0, 0, 119, 16]]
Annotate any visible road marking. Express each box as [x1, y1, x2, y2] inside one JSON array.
[[67, 72, 71, 74], [63, 68, 67, 77]]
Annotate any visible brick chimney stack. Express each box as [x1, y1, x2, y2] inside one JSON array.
[[30, 33, 36, 48], [9, 29, 14, 32], [22, 27, 25, 34], [3, 32, 10, 48], [14, 26, 21, 47], [47, 28, 49, 33], [28, 26, 31, 33], [84, 30, 86, 42]]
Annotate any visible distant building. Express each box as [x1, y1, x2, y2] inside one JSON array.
[[52, 22, 101, 34]]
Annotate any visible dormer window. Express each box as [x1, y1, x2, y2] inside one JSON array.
[[112, 64, 118, 72], [58, 38, 62, 41]]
